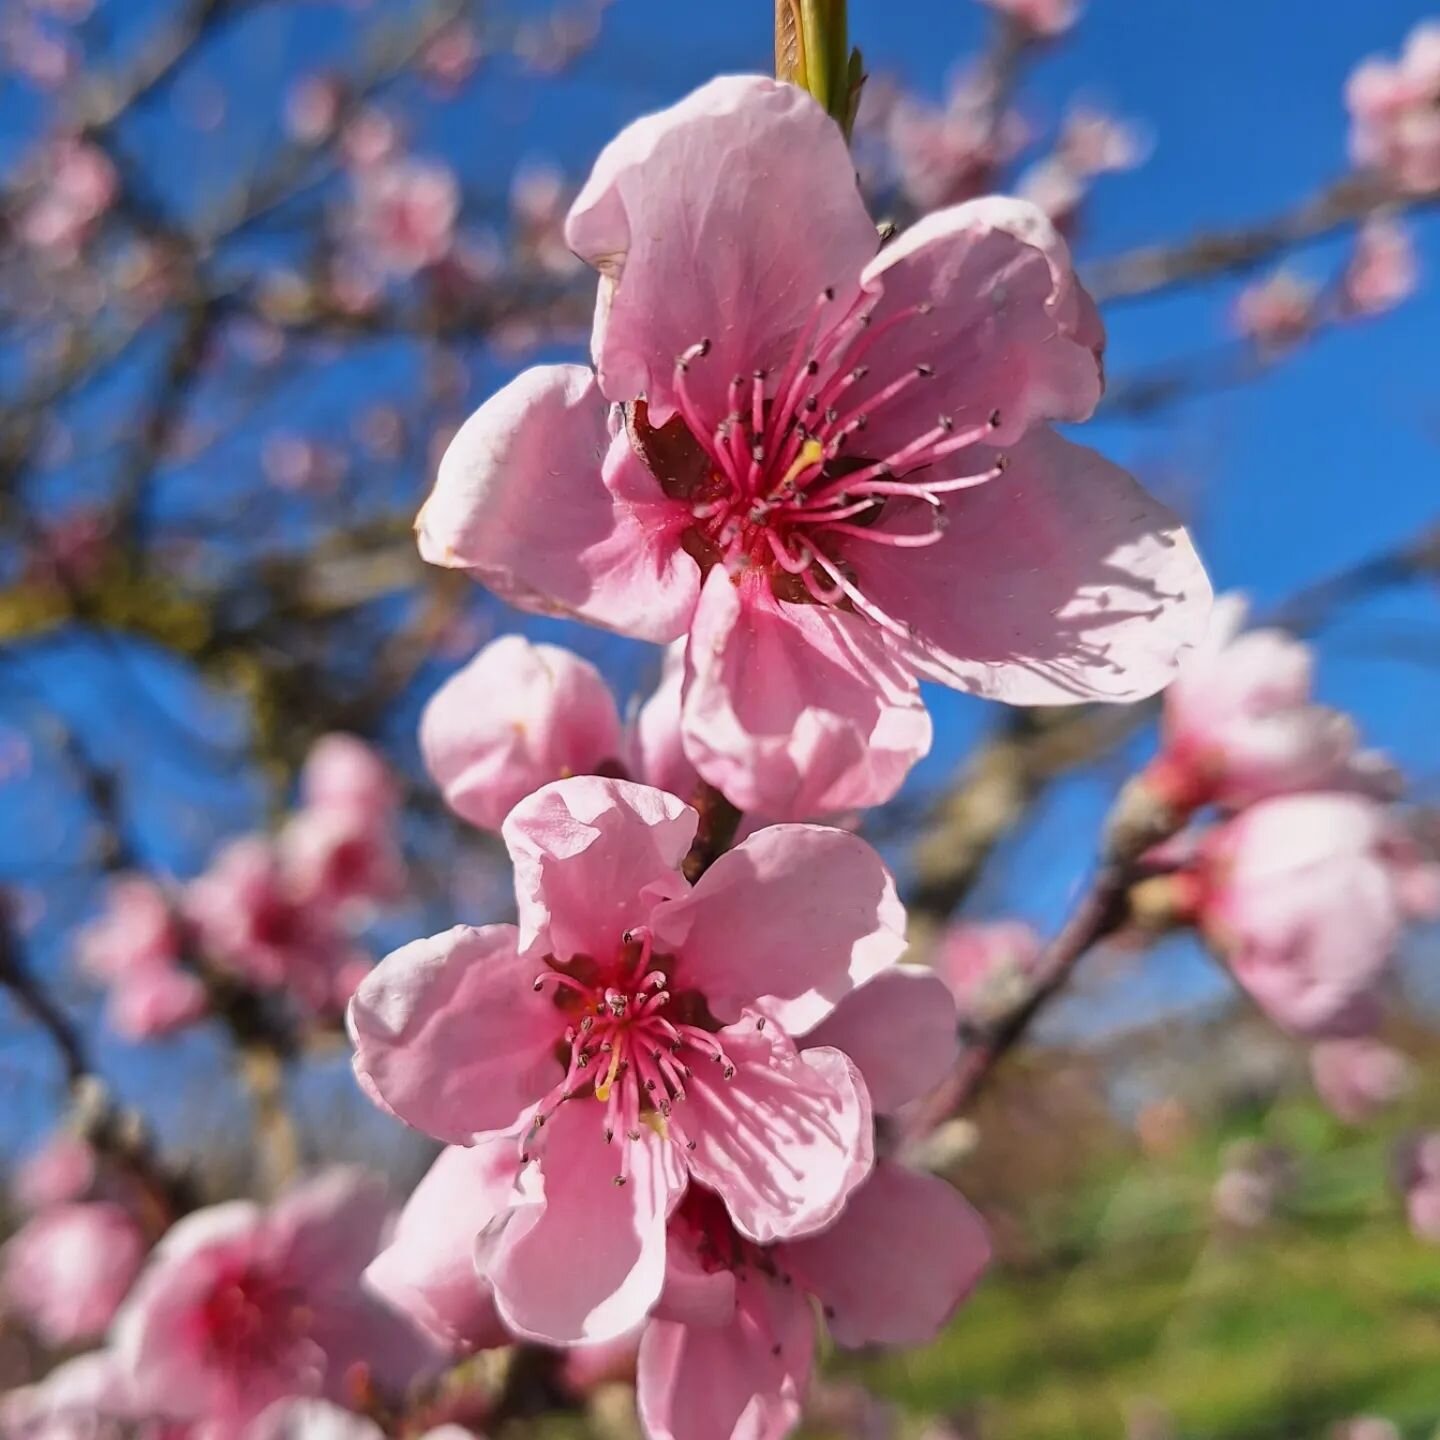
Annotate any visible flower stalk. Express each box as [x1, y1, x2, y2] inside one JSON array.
[[774, 0, 864, 136]]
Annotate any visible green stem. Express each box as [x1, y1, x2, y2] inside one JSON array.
[[775, 0, 863, 137]]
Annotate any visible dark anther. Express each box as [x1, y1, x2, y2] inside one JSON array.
[[804, 396, 819, 413], [822, 285, 836, 301], [825, 407, 838, 424], [939, 415, 955, 432], [916, 363, 935, 377], [697, 338, 712, 356], [613, 1175, 628, 1187], [532, 977, 544, 991], [805, 359, 820, 376], [989, 407, 1002, 427], [686, 1140, 698, 1151], [850, 365, 869, 381], [756, 1017, 767, 1030]]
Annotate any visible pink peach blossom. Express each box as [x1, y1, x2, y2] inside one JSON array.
[[78, 875, 208, 1041], [350, 160, 459, 277], [1310, 1037, 1413, 1124], [278, 807, 406, 916], [113, 1170, 436, 1437], [1346, 24, 1440, 193], [1232, 270, 1318, 351], [420, 21, 482, 90], [419, 79, 1210, 818], [1195, 792, 1431, 1036], [339, 108, 400, 170], [13, 1133, 96, 1212], [637, 1161, 989, 1440], [420, 636, 625, 830], [1, 1203, 146, 1346], [934, 919, 1044, 1027], [1342, 217, 1418, 316], [979, 0, 1078, 38], [184, 837, 361, 1015], [1150, 594, 1383, 813], [349, 776, 919, 1345]]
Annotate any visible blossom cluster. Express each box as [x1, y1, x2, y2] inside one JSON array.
[[1129, 596, 1440, 1115], [78, 734, 404, 1041]]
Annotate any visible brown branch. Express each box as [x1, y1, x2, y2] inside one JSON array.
[[1085, 173, 1440, 305]]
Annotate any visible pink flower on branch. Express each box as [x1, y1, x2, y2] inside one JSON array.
[[349, 159, 459, 277], [350, 776, 929, 1345], [1310, 1037, 1413, 1124], [419, 78, 1210, 818], [1342, 217, 1418, 316], [113, 1170, 436, 1437], [1232, 270, 1319, 352]]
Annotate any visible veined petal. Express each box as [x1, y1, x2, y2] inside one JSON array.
[[418, 364, 698, 642], [566, 76, 879, 426]]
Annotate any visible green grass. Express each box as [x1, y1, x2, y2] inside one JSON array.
[[841, 1100, 1440, 1440]]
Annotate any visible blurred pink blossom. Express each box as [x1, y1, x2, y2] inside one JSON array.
[[1, 1203, 146, 1346], [885, 70, 1024, 210], [0, 1351, 137, 1440], [350, 159, 459, 276], [1150, 594, 1386, 814], [251, 1396, 477, 1440], [184, 837, 361, 1016], [78, 875, 208, 1041], [935, 920, 1044, 1027], [1346, 23, 1440, 193], [1232, 270, 1319, 351], [420, 21, 482, 91], [13, 1133, 96, 1212], [2, 16, 75, 88], [421, 79, 1209, 819], [510, 163, 582, 277], [300, 733, 398, 822], [420, 634, 625, 831], [1342, 217, 1418, 316], [1211, 1141, 1294, 1230], [1395, 1132, 1440, 1242], [18, 139, 117, 260], [1194, 792, 1437, 1037], [1310, 1037, 1413, 1124], [285, 73, 344, 144], [979, 0, 1079, 38], [261, 435, 349, 495], [340, 107, 400, 170], [350, 776, 914, 1345], [113, 1170, 437, 1436]]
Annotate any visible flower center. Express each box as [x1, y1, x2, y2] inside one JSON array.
[[634, 287, 1005, 608], [197, 1264, 309, 1375], [529, 927, 735, 1183]]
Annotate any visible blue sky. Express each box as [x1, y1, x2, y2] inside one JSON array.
[[1, 0, 1437, 1157]]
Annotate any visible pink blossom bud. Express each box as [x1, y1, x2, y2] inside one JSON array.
[[420, 635, 624, 831], [1232, 270, 1319, 351]]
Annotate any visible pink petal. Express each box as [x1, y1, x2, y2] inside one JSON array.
[[501, 777, 696, 959], [637, 1279, 813, 1440], [300, 733, 397, 820], [107, 965, 208, 1040], [651, 819, 906, 1033], [678, 1021, 873, 1244], [364, 1139, 518, 1353], [566, 76, 878, 425], [348, 924, 558, 1144], [266, 1168, 390, 1291], [848, 426, 1212, 704], [852, 197, 1104, 453], [420, 635, 626, 831], [418, 364, 698, 642], [678, 569, 932, 818], [780, 1162, 990, 1348], [654, 1232, 739, 1327], [632, 642, 701, 803], [483, 1100, 685, 1344], [799, 967, 958, 1114]]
